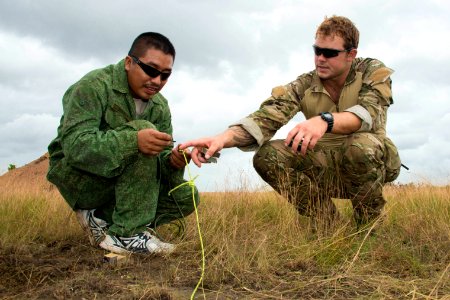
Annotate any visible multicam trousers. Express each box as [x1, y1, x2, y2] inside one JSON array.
[[253, 133, 389, 225], [48, 153, 198, 237]]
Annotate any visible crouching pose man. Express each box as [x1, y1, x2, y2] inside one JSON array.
[[181, 16, 401, 228], [47, 32, 199, 254]]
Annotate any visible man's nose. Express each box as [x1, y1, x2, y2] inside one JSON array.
[[149, 74, 162, 85], [317, 54, 327, 61]]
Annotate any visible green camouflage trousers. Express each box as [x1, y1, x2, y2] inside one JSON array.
[[48, 153, 198, 237], [253, 133, 392, 225]]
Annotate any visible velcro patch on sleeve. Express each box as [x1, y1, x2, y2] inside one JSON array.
[[369, 67, 394, 83], [375, 83, 392, 99], [271, 86, 286, 98]]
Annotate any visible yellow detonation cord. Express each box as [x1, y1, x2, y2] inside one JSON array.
[[168, 150, 205, 300]]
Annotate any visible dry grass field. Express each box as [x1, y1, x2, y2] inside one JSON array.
[[0, 154, 449, 299]]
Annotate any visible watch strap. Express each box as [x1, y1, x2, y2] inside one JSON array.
[[320, 112, 334, 133]]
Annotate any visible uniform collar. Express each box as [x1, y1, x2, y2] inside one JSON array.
[[310, 59, 359, 92], [112, 59, 130, 94]]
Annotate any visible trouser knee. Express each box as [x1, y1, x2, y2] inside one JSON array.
[[253, 142, 272, 180], [127, 119, 158, 131], [47, 158, 114, 209], [253, 140, 293, 182], [342, 133, 384, 180]]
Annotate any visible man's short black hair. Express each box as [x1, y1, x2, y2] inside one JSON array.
[[128, 32, 176, 60]]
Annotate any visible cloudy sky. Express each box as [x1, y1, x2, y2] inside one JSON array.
[[1, 0, 449, 191]]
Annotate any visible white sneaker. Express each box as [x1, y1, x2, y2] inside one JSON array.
[[99, 231, 175, 255], [75, 209, 108, 246]]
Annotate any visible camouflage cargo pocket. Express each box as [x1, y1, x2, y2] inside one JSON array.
[[383, 136, 401, 182]]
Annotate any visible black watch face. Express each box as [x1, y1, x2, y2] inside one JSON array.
[[321, 112, 333, 132], [322, 113, 332, 121]]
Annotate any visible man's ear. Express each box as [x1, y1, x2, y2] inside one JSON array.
[[347, 48, 358, 61], [124, 56, 132, 71]]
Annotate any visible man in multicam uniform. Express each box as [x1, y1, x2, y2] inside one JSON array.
[[180, 16, 401, 227], [47, 32, 199, 254]]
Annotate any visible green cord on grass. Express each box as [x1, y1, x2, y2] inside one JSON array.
[[168, 150, 205, 300]]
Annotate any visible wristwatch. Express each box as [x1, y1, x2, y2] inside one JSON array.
[[319, 112, 334, 133]]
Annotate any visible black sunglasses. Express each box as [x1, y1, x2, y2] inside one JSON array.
[[130, 55, 172, 81], [312, 45, 351, 58]]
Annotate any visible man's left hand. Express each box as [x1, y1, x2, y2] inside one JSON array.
[[169, 144, 191, 169], [285, 116, 328, 155]]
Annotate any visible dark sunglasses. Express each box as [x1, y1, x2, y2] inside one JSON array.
[[312, 45, 351, 58], [130, 55, 172, 81]]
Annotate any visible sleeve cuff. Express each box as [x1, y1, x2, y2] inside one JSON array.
[[344, 105, 372, 132], [229, 117, 264, 152], [118, 130, 139, 159]]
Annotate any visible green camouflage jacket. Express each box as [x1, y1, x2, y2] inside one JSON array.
[[48, 59, 173, 178], [232, 57, 394, 149]]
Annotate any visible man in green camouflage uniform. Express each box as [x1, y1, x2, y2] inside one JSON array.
[[47, 32, 199, 254], [180, 16, 401, 227]]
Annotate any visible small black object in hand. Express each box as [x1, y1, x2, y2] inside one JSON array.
[[288, 139, 303, 151]]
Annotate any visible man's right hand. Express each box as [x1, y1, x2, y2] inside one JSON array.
[[137, 128, 172, 155], [180, 126, 256, 167], [179, 135, 226, 167]]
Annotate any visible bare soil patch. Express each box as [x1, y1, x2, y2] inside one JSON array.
[[0, 155, 201, 299]]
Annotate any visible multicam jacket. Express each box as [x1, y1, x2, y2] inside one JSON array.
[[233, 58, 394, 149], [48, 59, 173, 178]]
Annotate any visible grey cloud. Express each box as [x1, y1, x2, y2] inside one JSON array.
[[1, 0, 450, 188], [0, 1, 271, 65], [0, 1, 314, 77], [0, 113, 59, 172], [393, 60, 450, 86], [0, 85, 61, 123]]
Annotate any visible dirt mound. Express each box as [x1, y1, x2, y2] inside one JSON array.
[[0, 153, 53, 191]]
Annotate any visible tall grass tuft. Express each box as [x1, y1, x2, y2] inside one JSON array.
[[0, 179, 448, 298], [175, 184, 450, 298], [0, 182, 81, 250]]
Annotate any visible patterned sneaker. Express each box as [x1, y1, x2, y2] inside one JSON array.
[[75, 209, 109, 246], [99, 231, 175, 255]]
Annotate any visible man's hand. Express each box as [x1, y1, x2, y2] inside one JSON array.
[[285, 112, 362, 155], [179, 126, 255, 167], [137, 128, 172, 155], [179, 135, 226, 167], [169, 145, 191, 169], [285, 116, 328, 155]]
